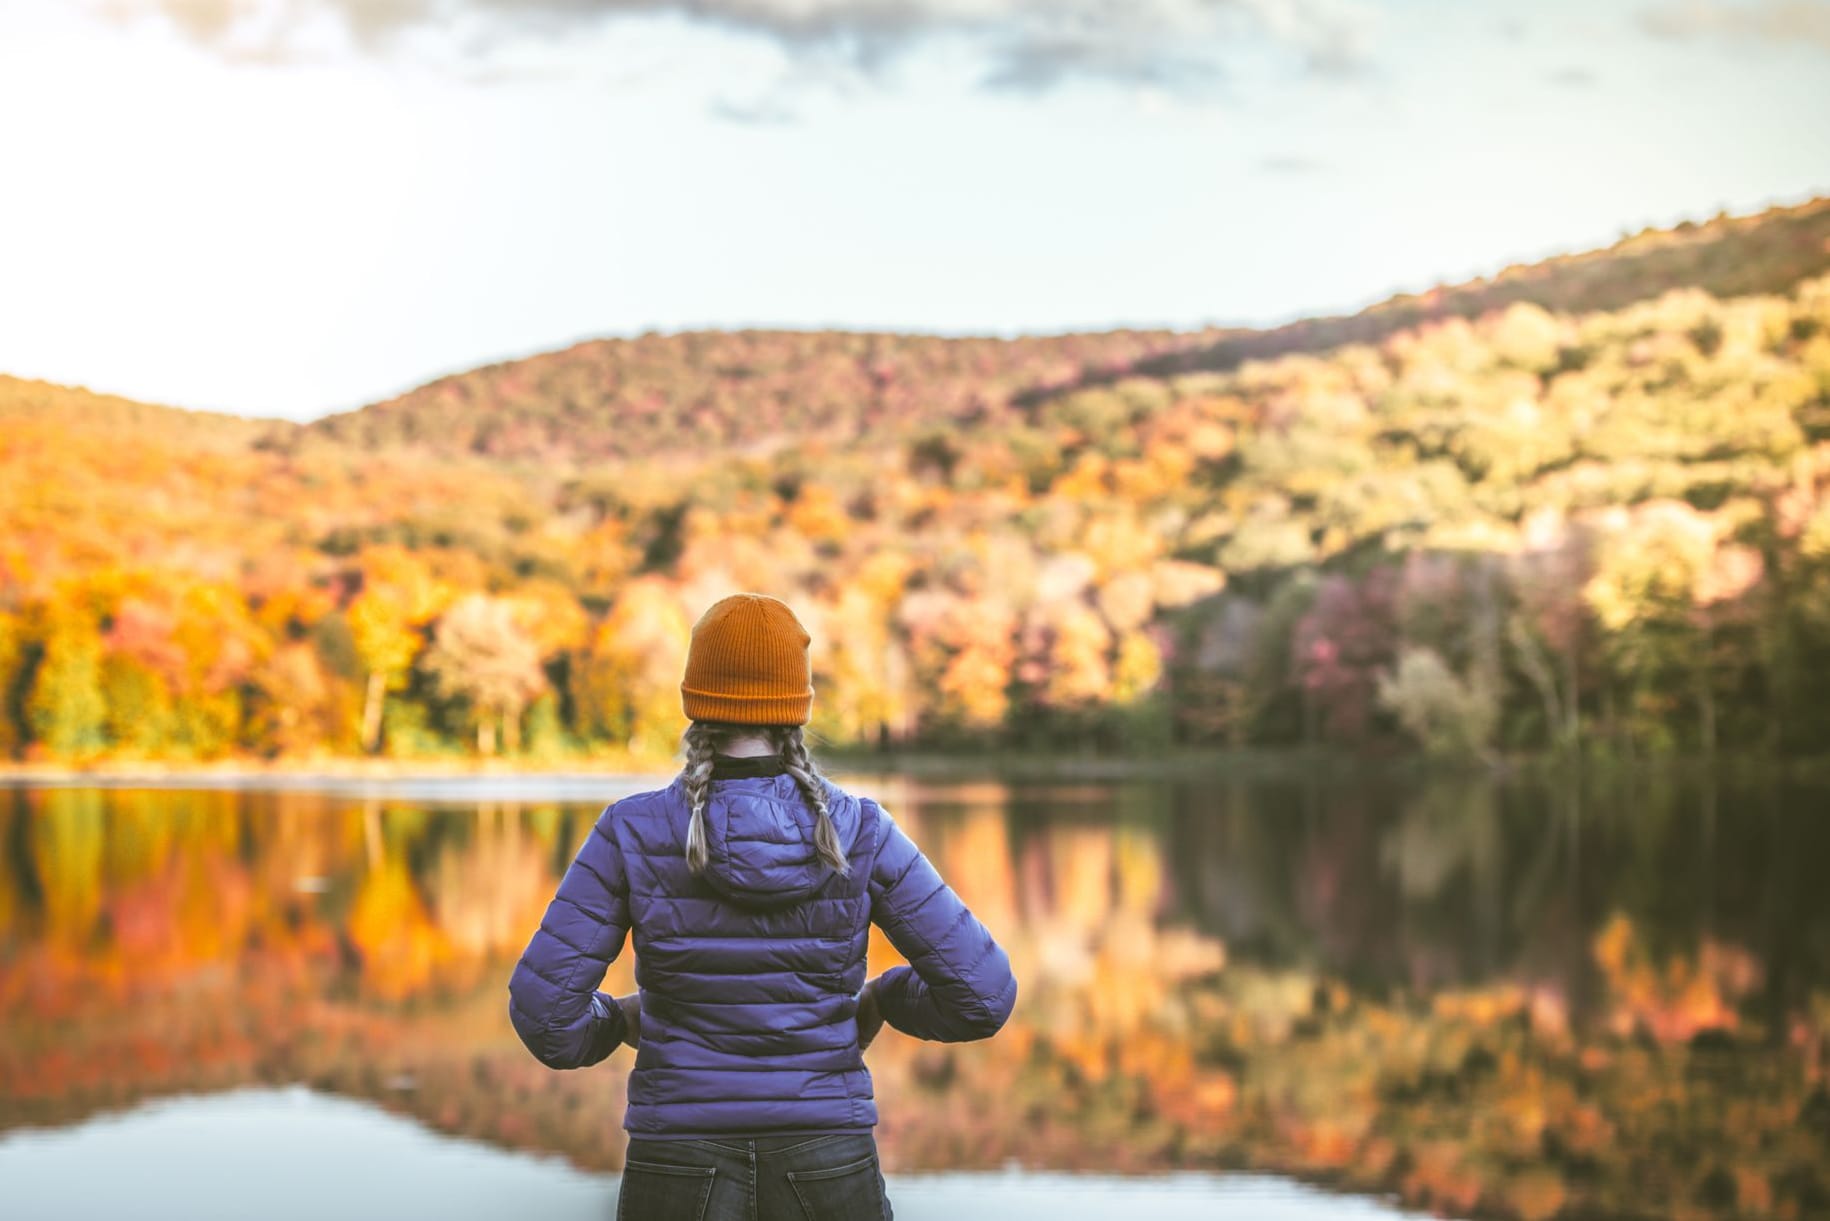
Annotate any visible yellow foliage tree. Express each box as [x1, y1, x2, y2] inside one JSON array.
[[348, 546, 453, 754]]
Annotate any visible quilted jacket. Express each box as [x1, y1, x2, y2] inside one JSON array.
[[506, 754, 1019, 1138]]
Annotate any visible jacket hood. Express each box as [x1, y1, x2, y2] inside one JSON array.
[[673, 773, 862, 911]]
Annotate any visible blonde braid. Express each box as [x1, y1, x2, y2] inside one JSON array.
[[679, 720, 847, 878], [680, 721, 720, 874], [774, 725, 849, 876]]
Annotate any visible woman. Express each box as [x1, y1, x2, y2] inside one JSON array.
[[507, 592, 1019, 1221]]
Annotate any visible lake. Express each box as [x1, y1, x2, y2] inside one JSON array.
[[0, 761, 1826, 1220]]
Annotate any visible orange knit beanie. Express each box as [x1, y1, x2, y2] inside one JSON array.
[[680, 593, 814, 725]]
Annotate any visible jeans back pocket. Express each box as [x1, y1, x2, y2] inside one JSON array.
[[785, 1151, 888, 1221], [616, 1158, 716, 1221]]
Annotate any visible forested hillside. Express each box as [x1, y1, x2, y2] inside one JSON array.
[[290, 328, 1228, 465], [5, 195, 1830, 765]]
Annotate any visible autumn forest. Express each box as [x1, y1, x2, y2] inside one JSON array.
[[6, 196, 1830, 767]]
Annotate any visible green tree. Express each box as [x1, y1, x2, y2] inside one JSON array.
[[0, 612, 22, 757], [26, 615, 107, 758], [1377, 646, 1498, 761]]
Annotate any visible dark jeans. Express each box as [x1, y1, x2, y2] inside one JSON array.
[[616, 1131, 894, 1221]]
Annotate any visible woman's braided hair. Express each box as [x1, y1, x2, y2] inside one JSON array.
[[680, 720, 848, 877]]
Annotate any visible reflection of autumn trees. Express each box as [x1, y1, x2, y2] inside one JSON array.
[[1, 782, 1826, 1218], [423, 804, 559, 962]]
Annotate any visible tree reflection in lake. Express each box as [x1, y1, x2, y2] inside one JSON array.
[[0, 766, 1826, 1220]]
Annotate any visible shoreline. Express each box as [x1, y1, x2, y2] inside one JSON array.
[[0, 746, 1331, 789], [3, 746, 1825, 789]]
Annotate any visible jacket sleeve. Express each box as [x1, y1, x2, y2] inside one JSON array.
[[866, 802, 1018, 1042], [507, 803, 630, 1069]]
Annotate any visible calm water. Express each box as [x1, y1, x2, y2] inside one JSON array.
[[0, 763, 1826, 1220]]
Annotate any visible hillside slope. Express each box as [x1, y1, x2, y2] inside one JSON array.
[[292, 328, 1227, 466], [4, 195, 1830, 765], [0, 376, 289, 451], [290, 195, 1830, 465], [1031, 194, 1830, 399]]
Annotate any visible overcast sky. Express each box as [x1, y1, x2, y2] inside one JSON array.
[[1, 0, 1826, 421]]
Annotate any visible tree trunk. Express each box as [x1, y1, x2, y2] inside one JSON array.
[[477, 715, 495, 757], [1697, 620, 1717, 760], [1509, 617, 1563, 749], [1562, 635, 1580, 749], [1601, 682, 1620, 763], [362, 671, 386, 754]]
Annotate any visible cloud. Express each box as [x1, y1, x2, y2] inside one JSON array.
[[1639, 0, 1830, 52], [1259, 152, 1325, 173], [100, 0, 1378, 94], [708, 94, 801, 124]]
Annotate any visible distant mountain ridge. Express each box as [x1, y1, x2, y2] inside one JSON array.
[[11, 195, 1828, 465], [287, 328, 1229, 466], [276, 194, 1830, 465], [1138, 193, 1830, 377]]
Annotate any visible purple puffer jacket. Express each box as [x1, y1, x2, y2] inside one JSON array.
[[506, 763, 1018, 1138]]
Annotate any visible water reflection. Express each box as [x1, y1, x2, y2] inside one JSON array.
[[0, 1088, 1427, 1221], [1, 767, 1827, 1220]]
